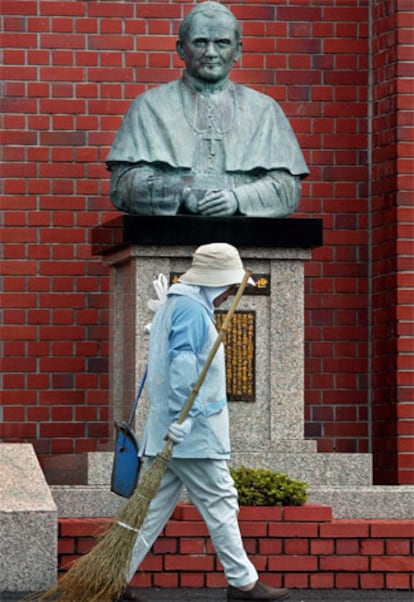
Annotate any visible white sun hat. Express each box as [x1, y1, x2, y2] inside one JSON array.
[[179, 243, 255, 287]]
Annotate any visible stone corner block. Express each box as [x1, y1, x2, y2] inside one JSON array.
[[0, 443, 57, 592]]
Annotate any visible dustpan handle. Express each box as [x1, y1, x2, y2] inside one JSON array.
[[175, 268, 252, 428], [127, 366, 148, 426]]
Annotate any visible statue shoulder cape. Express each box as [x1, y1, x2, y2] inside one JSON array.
[[106, 80, 309, 176]]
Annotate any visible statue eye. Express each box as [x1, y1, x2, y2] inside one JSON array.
[[216, 40, 231, 48], [192, 39, 208, 48]]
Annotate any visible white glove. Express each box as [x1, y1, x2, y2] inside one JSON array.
[[147, 273, 168, 313], [144, 274, 169, 334], [167, 417, 193, 444]]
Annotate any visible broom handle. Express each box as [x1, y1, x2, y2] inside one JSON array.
[[175, 268, 252, 427]]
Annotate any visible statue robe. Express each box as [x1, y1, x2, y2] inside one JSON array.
[[106, 78, 309, 217], [106, 78, 309, 177]]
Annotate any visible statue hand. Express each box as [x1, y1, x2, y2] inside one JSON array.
[[182, 187, 199, 214], [146, 175, 185, 215], [197, 190, 238, 216]]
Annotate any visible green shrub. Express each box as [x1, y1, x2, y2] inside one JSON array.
[[230, 466, 308, 507]]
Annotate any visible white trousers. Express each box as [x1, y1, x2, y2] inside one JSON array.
[[127, 458, 258, 587]]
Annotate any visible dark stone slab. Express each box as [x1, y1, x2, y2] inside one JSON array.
[[39, 453, 88, 485], [91, 215, 323, 255]]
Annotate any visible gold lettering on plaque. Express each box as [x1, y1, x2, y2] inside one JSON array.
[[169, 273, 270, 295], [215, 310, 255, 402]]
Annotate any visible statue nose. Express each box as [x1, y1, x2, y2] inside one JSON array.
[[205, 42, 218, 56]]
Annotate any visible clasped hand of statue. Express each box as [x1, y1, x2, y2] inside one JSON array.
[[183, 187, 238, 216]]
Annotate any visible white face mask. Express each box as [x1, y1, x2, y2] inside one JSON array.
[[202, 285, 230, 309]]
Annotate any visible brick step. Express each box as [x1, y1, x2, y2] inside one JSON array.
[[57, 504, 414, 591]]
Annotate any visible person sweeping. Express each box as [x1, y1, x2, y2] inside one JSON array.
[[118, 243, 290, 602], [41, 243, 290, 602]]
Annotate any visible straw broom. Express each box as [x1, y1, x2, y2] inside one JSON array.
[[39, 268, 252, 602]]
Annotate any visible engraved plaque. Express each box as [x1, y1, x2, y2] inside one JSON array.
[[170, 273, 270, 295], [215, 310, 256, 402], [248, 273, 270, 295]]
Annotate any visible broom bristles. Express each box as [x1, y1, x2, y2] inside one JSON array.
[[39, 448, 172, 602]]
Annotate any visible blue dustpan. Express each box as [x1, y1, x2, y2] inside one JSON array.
[[110, 368, 147, 498]]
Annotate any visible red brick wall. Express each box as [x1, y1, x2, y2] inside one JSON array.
[[58, 504, 414, 591], [370, 0, 414, 484], [302, 3, 370, 456], [1, 1, 412, 484]]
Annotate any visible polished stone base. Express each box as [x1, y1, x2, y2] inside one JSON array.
[[0, 444, 57, 592], [91, 215, 323, 255]]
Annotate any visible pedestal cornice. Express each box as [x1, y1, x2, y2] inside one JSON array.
[[91, 215, 323, 256]]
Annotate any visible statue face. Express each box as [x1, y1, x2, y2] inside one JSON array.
[[177, 13, 241, 83]]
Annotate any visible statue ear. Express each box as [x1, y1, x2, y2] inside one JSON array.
[[176, 40, 185, 60], [234, 41, 242, 62]]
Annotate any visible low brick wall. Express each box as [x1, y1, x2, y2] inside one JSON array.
[[58, 504, 414, 591]]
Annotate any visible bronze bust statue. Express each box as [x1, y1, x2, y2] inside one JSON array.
[[106, 1, 309, 217]]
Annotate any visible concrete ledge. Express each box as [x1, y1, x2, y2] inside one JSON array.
[[52, 485, 123, 518], [51, 484, 414, 520], [0, 444, 57, 592], [308, 486, 414, 519], [87, 451, 114, 485], [87, 448, 373, 489], [230, 451, 372, 486]]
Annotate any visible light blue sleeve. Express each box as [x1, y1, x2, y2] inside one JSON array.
[[168, 297, 209, 420]]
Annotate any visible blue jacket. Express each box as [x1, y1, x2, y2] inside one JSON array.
[[139, 284, 231, 459]]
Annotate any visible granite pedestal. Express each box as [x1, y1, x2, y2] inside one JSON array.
[[90, 216, 371, 487], [42, 216, 413, 521], [0, 444, 57, 592]]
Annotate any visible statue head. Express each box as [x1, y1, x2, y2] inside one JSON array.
[[176, 1, 242, 84], [178, 2, 241, 44]]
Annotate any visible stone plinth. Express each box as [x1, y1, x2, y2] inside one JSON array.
[[106, 244, 317, 455], [91, 215, 371, 487], [0, 444, 57, 592]]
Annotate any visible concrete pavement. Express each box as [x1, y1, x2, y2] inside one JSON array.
[[1, 589, 413, 602]]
